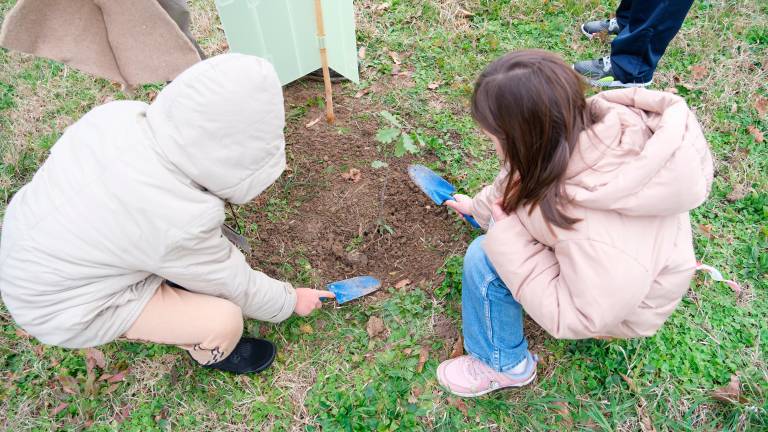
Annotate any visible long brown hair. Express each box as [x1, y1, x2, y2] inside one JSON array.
[[471, 49, 595, 229]]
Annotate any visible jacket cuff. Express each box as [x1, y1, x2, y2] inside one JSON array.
[[270, 282, 297, 322]]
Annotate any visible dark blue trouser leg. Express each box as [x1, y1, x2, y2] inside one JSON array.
[[610, 0, 695, 84]]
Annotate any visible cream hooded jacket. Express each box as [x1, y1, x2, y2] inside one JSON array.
[[0, 54, 296, 348], [470, 89, 714, 339]]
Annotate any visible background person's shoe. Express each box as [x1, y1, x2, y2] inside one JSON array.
[[581, 17, 621, 38], [573, 56, 652, 88], [202, 338, 276, 374], [307, 68, 346, 83]]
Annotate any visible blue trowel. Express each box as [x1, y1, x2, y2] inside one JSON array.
[[326, 276, 382, 304], [407, 164, 481, 229]]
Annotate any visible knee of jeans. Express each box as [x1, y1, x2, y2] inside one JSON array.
[[463, 236, 489, 273], [211, 300, 244, 347]]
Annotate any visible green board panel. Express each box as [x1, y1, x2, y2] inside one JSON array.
[[215, 0, 359, 85]]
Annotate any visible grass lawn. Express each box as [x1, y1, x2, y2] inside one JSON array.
[[1, 0, 767, 430]]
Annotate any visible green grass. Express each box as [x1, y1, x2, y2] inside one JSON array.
[[1, 0, 767, 430]]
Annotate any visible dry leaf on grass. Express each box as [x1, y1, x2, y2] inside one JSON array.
[[85, 348, 106, 371], [394, 279, 411, 289], [553, 401, 573, 427], [711, 374, 747, 404], [375, 3, 390, 12], [58, 375, 79, 395], [755, 96, 768, 118], [698, 224, 714, 239], [305, 116, 321, 128], [416, 345, 429, 373], [388, 51, 401, 65], [366, 316, 386, 338], [457, 8, 474, 17], [354, 88, 370, 99], [726, 184, 748, 202], [747, 125, 764, 143], [114, 403, 132, 424], [14, 328, 31, 339], [299, 324, 314, 334], [341, 168, 362, 182], [358, 46, 367, 60], [449, 336, 464, 359], [391, 64, 401, 75], [448, 398, 469, 416], [663, 87, 678, 94], [690, 64, 708, 80], [107, 369, 130, 384], [427, 82, 441, 90], [51, 402, 69, 416]]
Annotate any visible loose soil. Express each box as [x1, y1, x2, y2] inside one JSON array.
[[241, 80, 472, 291]]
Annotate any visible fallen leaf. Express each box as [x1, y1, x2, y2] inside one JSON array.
[[148, 91, 158, 102], [449, 336, 464, 359], [726, 184, 748, 202], [51, 402, 69, 416], [711, 374, 746, 404], [114, 403, 131, 424], [427, 82, 440, 90], [354, 88, 370, 98], [448, 398, 469, 416], [416, 345, 430, 373], [457, 8, 474, 17], [663, 87, 678, 94], [553, 401, 573, 428], [85, 348, 106, 371], [107, 369, 129, 384], [341, 168, 362, 182], [299, 324, 314, 334], [305, 116, 321, 128], [337, 345, 346, 353], [98, 373, 112, 382], [389, 51, 401, 65], [403, 347, 413, 355], [638, 405, 656, 432], [690, 64, 708, 80], [390, 64, 401, 75], [755, 96, 768, 118], [747, 125, 764, 143], [698, 224, 714, 239], [593, 30, 609, 43], [375, 2, 390, 12], [58, 375, 79, 395], [14, 328, 31, 339], [366, 315, 386, 338], [412, 386, 422, 398], [104, 383, 121, 395], [84, 419, 95, 428], [394, 279, 411, 289], [358, 46, 367, 60], [620, 373, 639, 393]]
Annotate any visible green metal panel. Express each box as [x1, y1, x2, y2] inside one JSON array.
[[215, 0, 359, 85]]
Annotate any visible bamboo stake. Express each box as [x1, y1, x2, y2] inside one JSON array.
[[313, 0, 335, 123]]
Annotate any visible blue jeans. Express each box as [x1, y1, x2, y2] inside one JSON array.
[[461, 236, 529, 372], [610, 0, 694, 83]]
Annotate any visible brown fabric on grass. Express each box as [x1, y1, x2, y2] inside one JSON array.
[[0, 0, 201, 86]]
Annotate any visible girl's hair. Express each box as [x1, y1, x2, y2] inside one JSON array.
[[471, 49, 597, 229]]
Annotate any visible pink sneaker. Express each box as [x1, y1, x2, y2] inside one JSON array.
[[437, 353, 537, 397]]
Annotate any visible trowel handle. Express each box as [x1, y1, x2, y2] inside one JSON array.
[[465, 215, 481, 229]]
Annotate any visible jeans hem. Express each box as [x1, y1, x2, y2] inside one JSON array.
[[466, 348, 529, 374]]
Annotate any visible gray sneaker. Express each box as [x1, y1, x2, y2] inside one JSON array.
[[572, 56, 652, 88], [581, 18, 621, 39]]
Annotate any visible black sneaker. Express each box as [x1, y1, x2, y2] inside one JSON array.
[[581, 17, 621, 39], [202, 338, 276, 374], [307, 68, 346, 83], [572, 56, 652, 88]]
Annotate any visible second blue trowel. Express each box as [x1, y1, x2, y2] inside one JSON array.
[[326, 276, 382, 304], [407, 164, 481, 229]]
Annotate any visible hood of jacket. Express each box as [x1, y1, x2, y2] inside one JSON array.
[[564, 88, 713, 217], [145, 53, 286, 204]]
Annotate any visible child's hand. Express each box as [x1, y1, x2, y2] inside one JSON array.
[[294, 288, 335, 316], [445, 194, 473, 218], [490, 198, 510, 222]]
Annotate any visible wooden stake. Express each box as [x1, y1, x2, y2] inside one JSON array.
[[313, 0, 335, 124]]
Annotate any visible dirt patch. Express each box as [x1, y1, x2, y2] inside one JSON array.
[[242, 80, 470, 290]]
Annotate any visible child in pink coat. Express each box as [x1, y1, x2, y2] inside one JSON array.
[[437, 49, 713, 397]]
